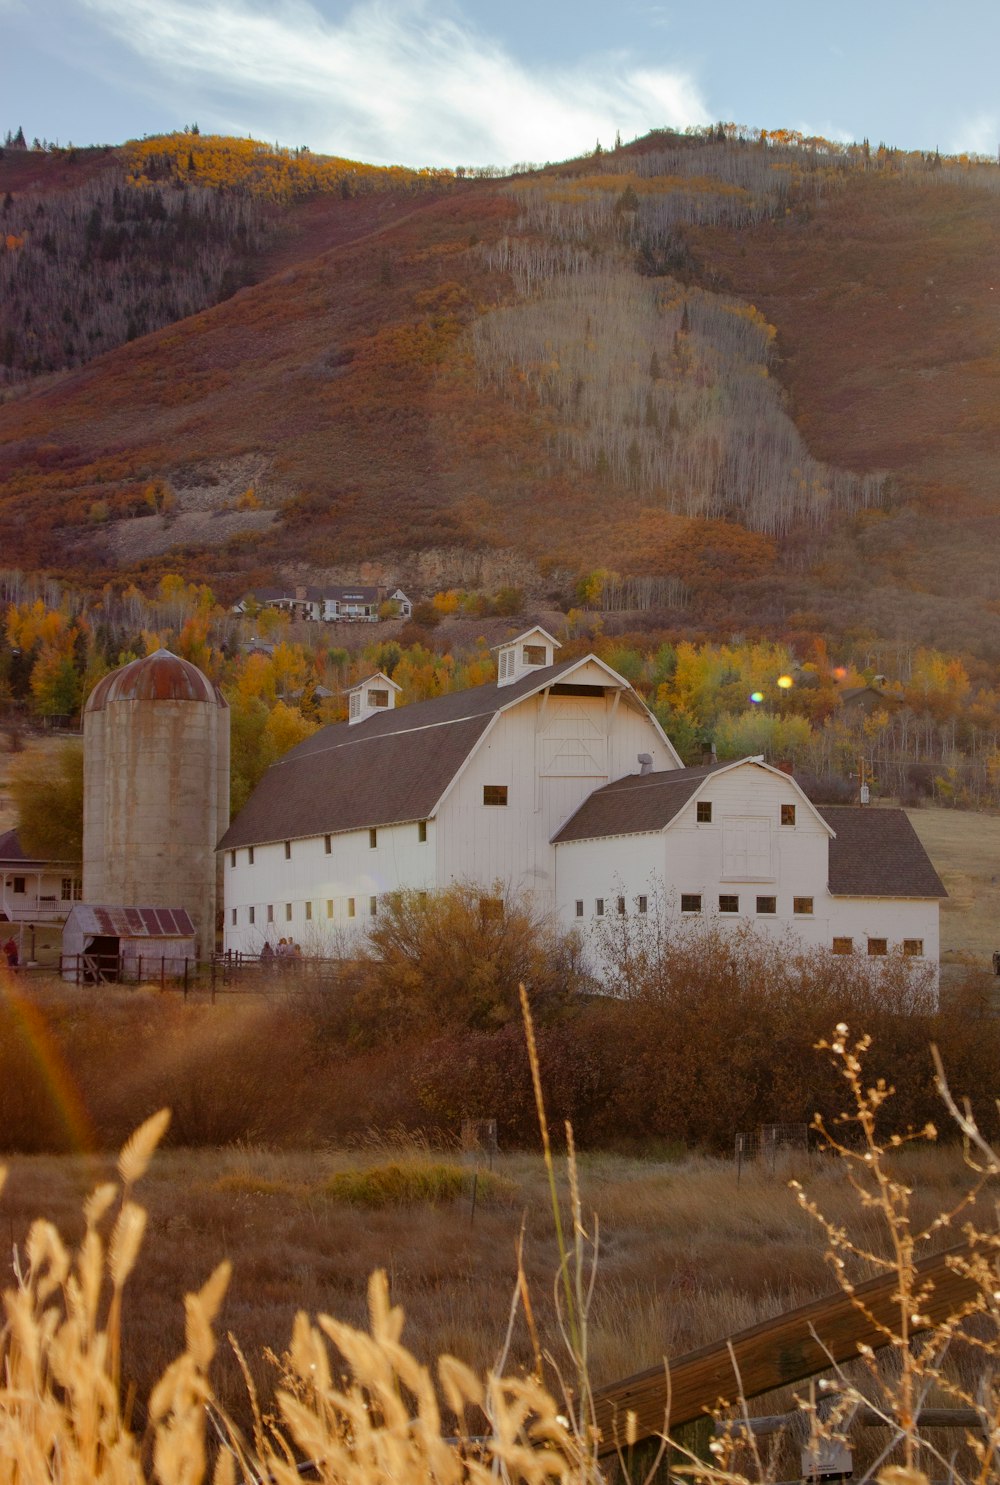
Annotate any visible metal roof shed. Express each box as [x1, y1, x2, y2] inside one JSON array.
[[61, 905, 197, 984]]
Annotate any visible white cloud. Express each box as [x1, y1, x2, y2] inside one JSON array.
[[76, 0, 709, 166], [949, 112, 999, 158]]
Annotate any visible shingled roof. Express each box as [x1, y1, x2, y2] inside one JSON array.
[[219, 656, 646, 850], [552, 764, 727, 842], [819, 808, 947, 898], [0, 828, 76, 867]]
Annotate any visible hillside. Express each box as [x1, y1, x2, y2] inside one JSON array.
[[1, 128, 998, 660]]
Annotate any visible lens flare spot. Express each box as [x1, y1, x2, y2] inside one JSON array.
[[749, 691, 764, 704], [777, 675, 794, 690]]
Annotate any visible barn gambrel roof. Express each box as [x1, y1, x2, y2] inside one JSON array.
[[219, 654, 679, 850]]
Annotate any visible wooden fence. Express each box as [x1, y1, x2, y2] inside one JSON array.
[[591, 1239, 985, 1456]]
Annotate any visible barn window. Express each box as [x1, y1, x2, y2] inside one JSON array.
[[325, 835, 332, 854], [756, 896, 776, 914], [347, 898, 356, 918], [903, 938, 924, 956], [483, 785, 508, 806], [681, 894, 702, 913], [794, 897, 814, 915], [231, 908, 237, 926], [285, 903, 292, 922], [230, 851, 236, 868], [369, 896, 378, 917], [523, 644, 546, 665], [369, 828, 378, 848], [367, 688, 389, 708], [832, 937, 853, 955], [326, 900, 333, 918], [637, 895, 648, 914], [284, 840, 291, 860], [575, 900, 584, 917], [719, 894, 739, 914], [617, 896, 626, 916], [249, 906, 255, 925], [248, 847, 254, 865], [267, 905, 274, 923], [868, 937, 888, 956], [305, 901, 313, 921], [696, 801, 712, 823], [418, 820, 427, 842], [781, 804, 796, 826], [595, 898, 605, 917]]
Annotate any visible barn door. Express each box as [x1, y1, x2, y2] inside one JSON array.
[[723, 817, 772, 879]]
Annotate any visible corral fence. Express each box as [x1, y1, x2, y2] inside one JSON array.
[[56, 951, 361, 999]]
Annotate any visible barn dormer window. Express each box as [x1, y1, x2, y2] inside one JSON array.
[[523, 644, 546, 665], [348, 671, 400, 724], [492, 627, 561, 687], [367, 688, 389, 708]]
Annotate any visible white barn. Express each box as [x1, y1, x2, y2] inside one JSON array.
[[219, 629, 945, 977], [552, 757, 945, 971]]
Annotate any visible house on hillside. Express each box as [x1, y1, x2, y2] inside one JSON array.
[[218, 628, 946, 983], [233, 584, 412, 623], [552, 758, 945, 969]]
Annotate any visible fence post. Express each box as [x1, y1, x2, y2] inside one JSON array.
[[183, 958, 189, 998]]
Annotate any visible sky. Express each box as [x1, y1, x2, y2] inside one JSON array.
[[4, 0, 999, 169]]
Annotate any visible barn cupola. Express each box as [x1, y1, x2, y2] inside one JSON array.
[[492, 626, 562, 688], [348, 671, 401, 725]]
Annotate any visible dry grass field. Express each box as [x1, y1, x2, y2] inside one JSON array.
[[0, 1134, 983, 1438], [905, 804, 1000, 966]]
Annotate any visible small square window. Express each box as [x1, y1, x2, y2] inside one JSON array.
[[369, 827, 378, 849], [832, 937, 853, 955], [369, 895, 378, 917], [325, 835, 332, 854], [418, 891, 428, 904], [756, 896, 777, 915], [719, 894, 739, 914], [305, 901, 313, 921], [284, 840, 291, 860], [595, 898, 605, 917], [617, 895, 626, 916], [61, 877, 74, 901], [248, 846, 254, 865], [794, 897, 814, 915], [367, 688, 389, 708], [285, 903, 293, 922], [249, 906, 255, 925], [781, 804, 796, 826], [637, 895, 648, 914], [326, 900, 334, 918], [696, 801, 712, 823], [418, 820, 427, 843], [868, 937, 888, 956], [483, 785, 508, 806], [902, 938, 924, 957], [230, 850, 236, 868], [575, 899, 584, 917], [347, 898, 356, 918], [523, 644, 546, 665], [681, 893, 702, 913], [231, 908, 237, 926], [267, 904, 274, 923]]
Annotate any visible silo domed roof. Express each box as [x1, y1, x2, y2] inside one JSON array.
[[85, 649, 222, 712]]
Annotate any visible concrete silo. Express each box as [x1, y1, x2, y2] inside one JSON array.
[[83, 650, 230, 960]]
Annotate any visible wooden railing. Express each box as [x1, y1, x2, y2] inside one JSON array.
[[591, 1239, 984, 1455]]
